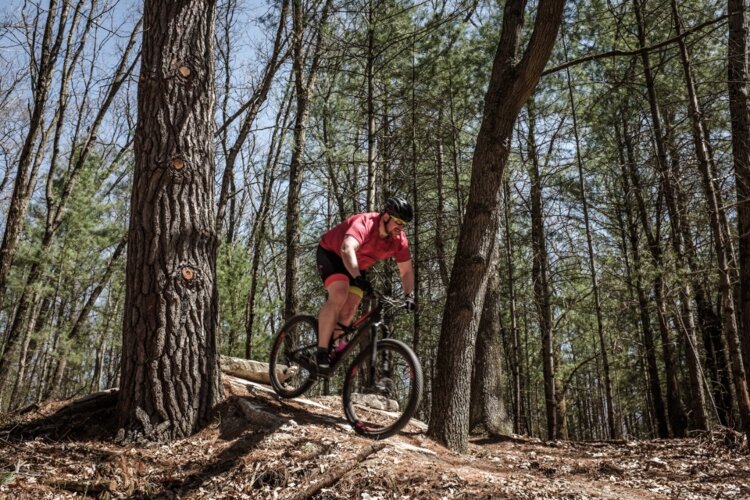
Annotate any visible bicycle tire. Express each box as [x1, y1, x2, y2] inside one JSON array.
[[268, 315, 318, 398], [342, 338, 423, 439]]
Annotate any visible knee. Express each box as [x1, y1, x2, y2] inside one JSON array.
[[339, 300, 360, 322], [325, 290, 349, 311]]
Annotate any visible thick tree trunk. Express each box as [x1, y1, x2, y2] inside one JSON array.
[[727, 0, 750, 435], [470, 256, 512, 435], [116, 0, 221, 442], [428, 0, 564, 452]]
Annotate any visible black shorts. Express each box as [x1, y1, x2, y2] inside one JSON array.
[[316, 245, 367, 294]]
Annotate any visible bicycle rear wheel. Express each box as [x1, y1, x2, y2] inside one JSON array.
[[342, 338, 423, 439], [268, 315, 318, 398]]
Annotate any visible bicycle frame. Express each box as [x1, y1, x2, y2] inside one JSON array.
[[323, 295, 394, 375]]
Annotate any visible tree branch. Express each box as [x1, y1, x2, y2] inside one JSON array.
[[543, 13, 728, 76]]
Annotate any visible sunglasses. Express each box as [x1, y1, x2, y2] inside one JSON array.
[[390, 215, 407, 226]]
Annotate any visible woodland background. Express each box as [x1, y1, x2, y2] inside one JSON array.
[[1, 0, 750, 455]]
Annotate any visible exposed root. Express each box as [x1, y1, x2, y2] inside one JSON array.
[[290, 442, 386, 500]]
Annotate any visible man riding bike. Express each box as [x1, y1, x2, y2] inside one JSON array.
[[315, 196, 416, 372]]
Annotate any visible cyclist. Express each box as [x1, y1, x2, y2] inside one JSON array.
[[315, 196, 416, 372]]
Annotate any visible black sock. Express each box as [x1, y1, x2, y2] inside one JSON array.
[[316, 347, 329, 364]]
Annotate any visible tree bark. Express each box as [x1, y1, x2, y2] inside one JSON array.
[[366, 0, 377, 212], [727, 0, 750, 435], [526, 98, 557, 440], [284, 0, 332, 319], [470, 254, 512, 435], [116, 0, 221, 441], [434, 111, 450, 288], [409, 41, 422, 354], [502, 179, 525, 434], [428, 0, 564, 452]]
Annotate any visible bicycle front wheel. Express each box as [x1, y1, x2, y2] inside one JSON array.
[[268, 315, 318, 398], [342, 338, 423, 439]]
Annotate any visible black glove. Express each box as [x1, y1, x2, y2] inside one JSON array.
[[404, 295, 417, 312], [352, 275, 372, 295]]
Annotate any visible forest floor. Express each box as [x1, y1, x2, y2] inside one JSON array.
[[1, 374, 749, 499]]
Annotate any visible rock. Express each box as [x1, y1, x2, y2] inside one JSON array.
[[235, 398, 285, 427], [350, 393, 400, 412], [221, 355, 297, 385]]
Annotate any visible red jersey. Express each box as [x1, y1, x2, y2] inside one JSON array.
[[319, 212, 411, 270]]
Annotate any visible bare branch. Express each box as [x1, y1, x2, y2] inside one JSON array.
[[543, 14, 728, 76]]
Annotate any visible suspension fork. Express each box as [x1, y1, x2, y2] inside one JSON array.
[[368, 323, 379, 383], [366, 321, 392, 382]]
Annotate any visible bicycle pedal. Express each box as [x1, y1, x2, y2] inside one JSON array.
[[316, 365, 334, 378]]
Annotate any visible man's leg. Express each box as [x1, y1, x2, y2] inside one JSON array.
[[318, 278, 350, 351], [336, 292, 363, 336]]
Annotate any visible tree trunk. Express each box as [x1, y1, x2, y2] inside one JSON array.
[[727, 0, 750, 435], [116, 0, 221, 441], [8, 295, 43, 409], [434, 109, 450, 288], [409, 38, 421, 353], [284, 0, 332, 319], [216, 0, 289, 236], [245, 80, 293, 359], [447, 68, 464, 219], [470, 255, 512, 435], [618, 119, 669, 438], [0, 0, 70, 313], [633, 0, 688, 437], [526, 98, 557, 440], [563, 33, 617, 439], [428, 0, 564, 452], [503, 179, 525, 434], [366, 0, 377, 212]]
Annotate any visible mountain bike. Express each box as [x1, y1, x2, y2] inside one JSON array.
[[268, 290, 423, 439]]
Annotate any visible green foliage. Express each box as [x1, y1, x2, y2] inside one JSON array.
[[217, 240, 253, 357]]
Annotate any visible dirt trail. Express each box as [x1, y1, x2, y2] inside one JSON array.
[[1, 375, 748, 498]]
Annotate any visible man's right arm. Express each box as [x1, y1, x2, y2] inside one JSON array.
[[340, 235, 362, 277]]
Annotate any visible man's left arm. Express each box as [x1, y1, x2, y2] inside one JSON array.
[[397, 259, 415, 296]]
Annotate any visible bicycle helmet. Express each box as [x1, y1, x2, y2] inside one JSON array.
[[383, 196, 413, 223]]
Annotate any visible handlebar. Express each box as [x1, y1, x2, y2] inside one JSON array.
[[370, 289, 416, 313]]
